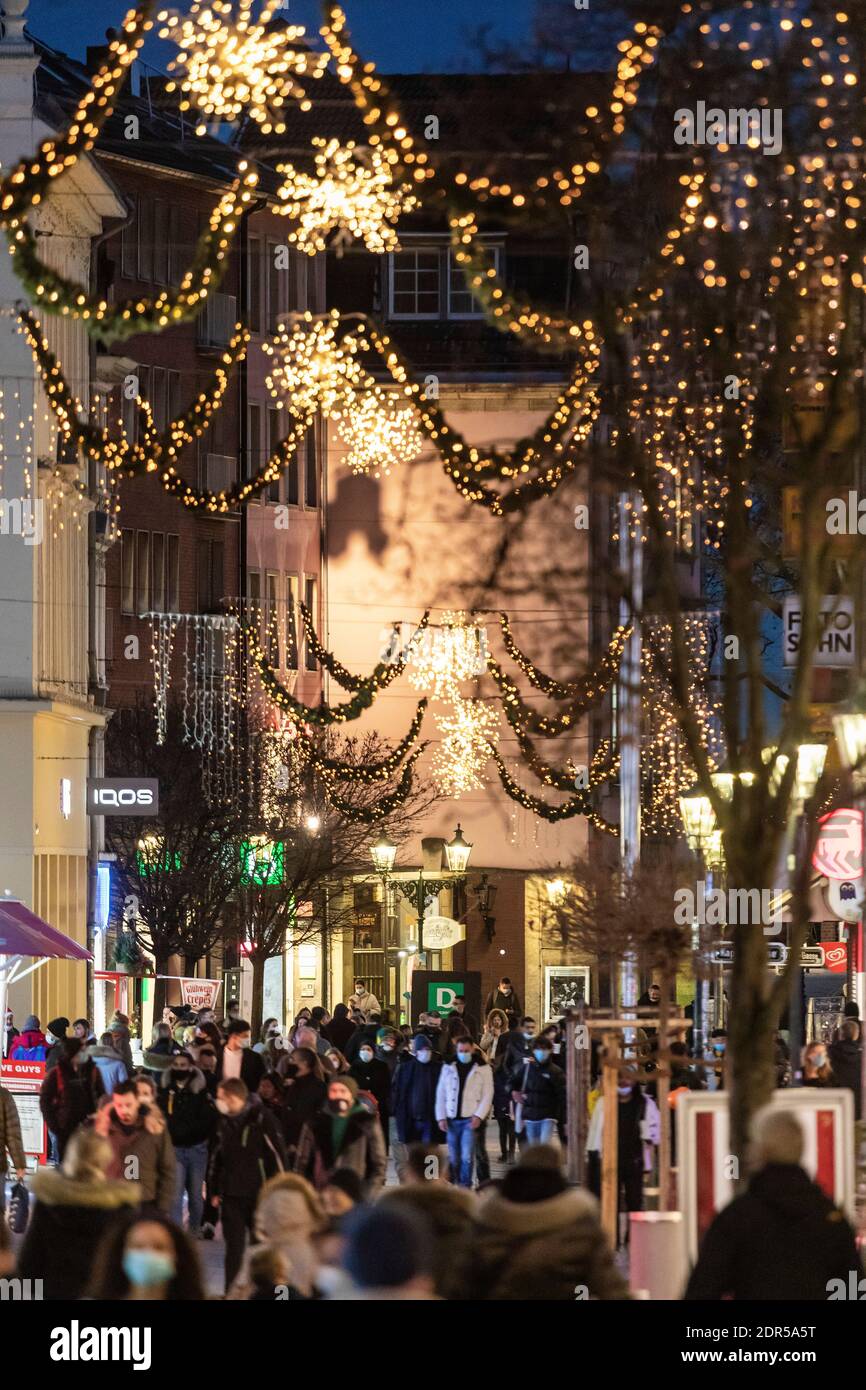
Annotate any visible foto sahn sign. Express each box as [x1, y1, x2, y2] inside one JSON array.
[[783, 595, 855, 668], [86, 778, 159, 816]]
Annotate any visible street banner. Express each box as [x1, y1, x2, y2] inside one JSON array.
[[822, 942, 848, 974], [410, 970, 481, 1029], [179, 978, 221, 1011], [0, 1058, 47, 1160], [677, 1088, 854, 1264]]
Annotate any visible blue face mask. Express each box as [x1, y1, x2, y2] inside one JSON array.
[[456, 1051, 473, 1064], [533, 1049, 550, 1064], [123, 1248, 175, 1288]]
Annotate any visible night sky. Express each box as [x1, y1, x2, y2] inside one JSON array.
[[26, 0, 539, 71]]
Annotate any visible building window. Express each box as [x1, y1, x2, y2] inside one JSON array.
[[248, 402, 262, 482], [267, 407, 283, 504], [151, 367, 168, 433], [305, 423, 318, 508], [196, 539, 224, 613], [121, 529, 135, 615], [166, 534, 180, 613], [137, 198, 154, 283], [266, 240, 284, 333], [151, 532, 165, 613], [304, 576, 318, 671], [121, 197, 137, 279], [266, 571, 280, 664], [153, 200, 169, 285], [389, 247, 440, 318], [286, 575, 299, 670], [447, 246, 501, 318], [135, 532, 150, 616]]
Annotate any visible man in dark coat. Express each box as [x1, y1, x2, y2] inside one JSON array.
[[293, 1074, 386, 1198], [829, 1019, 862, 1120], [685, 1106, 862, 1300], [349, 1040, 392, 1141], [216, 1018, 266, 1091], [321, 1001, 357, 1053], [39, 1037, 104, 1159], [392, 1036, 442, 1146], [484, 977, 521, 1019], [45, 1017, 70, 1072], [209, 1077, 287, 1290], [158, 1050, 217, 1234]]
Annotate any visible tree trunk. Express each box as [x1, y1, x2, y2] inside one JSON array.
[[249, 952, 267, 1037], [657, 973, 671, 1211], [728, 920, 777, 1177], [151, 951, 170, 1021]]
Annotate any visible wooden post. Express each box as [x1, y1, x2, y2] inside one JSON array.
[[565, 1002, 588, 1185], [601, 1029, 620, 1247], [657, 980, 671, 1211]]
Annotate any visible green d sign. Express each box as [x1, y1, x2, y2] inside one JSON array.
[[427, 981, 464, 1013]]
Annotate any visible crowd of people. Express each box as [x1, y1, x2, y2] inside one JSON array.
[[0, 975, 863, 1301]]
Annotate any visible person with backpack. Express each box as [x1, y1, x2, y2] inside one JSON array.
[[38, 1037, 104, 1161], [508, 1033, 566, 1147], [87, 1032, 129, 1094], [10, 1014, 47, 1061]]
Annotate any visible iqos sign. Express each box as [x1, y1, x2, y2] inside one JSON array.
[[87, 778, 159, 816]]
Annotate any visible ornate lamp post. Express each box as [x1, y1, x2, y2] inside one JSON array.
[[370, 824, 473, 959], [679, 787, 718, 1061]]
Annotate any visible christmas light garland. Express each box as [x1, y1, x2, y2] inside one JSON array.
[[298, 604, 430, 693], [498, 614, 630, 703], [488, 746, 618, 831], [295, 698, 428, 784], [274, 137, 418, 255], [321, 750, 423, 824], [245, 612, 430, 725], [488, 658, 614, 739], [510, 724, 619, 795]]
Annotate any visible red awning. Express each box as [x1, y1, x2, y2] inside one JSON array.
[[0, 899, 92, 961]]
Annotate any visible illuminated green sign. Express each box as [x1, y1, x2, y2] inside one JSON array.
[[240, 838, 284, 886]]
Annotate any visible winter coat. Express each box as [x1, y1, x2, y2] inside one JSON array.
[[503, 1030, 532, 1075], [685, 1163, 862, 1300], [481, 1033, 512, 1118], [466, 1186, 630, 1300], [294, 1105, 387, 1196], [217, 1045, 267, 1092], [16, 1166, 141, 1299], [0, 1084, 25, 1175], [226, 1177, 323, 1301], [376, 1042, 402, 1080], [392, 1054, 442, 1142], [349, 1055, 392, 1118], [110, 1026, 134, 1074], [157, 1066, 217, 1147], [9, 1027, 48, 1062], [435, 1059, 494, 1122], [508, 1056, 566, 1123], [380, 1185, 474, 1299], [280, 1071, 327, 1147], [344, 1022, 380, 1064], [484, 987, 521, 1019], [4, 1023, 19, 1059], [347, 989, 381, 1017], [209, 1095, 287, 1199], [586, 1089, 660, 1173], [39, 1059, 104, 1140], [86, 1044, 128, 1096], [92, 1103, 177, 1212], [142, 1040, 180, 1078], [321, 1015, 357, 1053], [829, 1038, 862, 1119]]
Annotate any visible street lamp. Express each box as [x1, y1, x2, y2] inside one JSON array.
[[474, 872, 498, 942], [546, 876, 568, 908], [679, 786, 718, 1060], [834, 707, 866, 790], [370, 824, 472, 957], [794, 743, 827, 803], [678, 788, 717, 851]]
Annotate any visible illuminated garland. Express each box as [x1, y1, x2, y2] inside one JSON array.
[[298, 604, 430, 692], [156, 420, 308, 511], [296, 699, 428, 784], [511, 725, 619, 795], [246, 614, 429, 725], [488, 658, 614, 738], [20, 310, 250, 474], [489, 747, 618, 831], [0, 3, 257, 340], [498, 614, 629, 702], [321, 750, 423, 824]]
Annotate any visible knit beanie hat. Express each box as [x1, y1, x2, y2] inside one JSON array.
[[500, 1143, 567, 1204], [47, 1017, 70, 1038], [329, 1073, 358, 1099], [23, 1015, 40, 1032], [412, 1033, 432, 1052]]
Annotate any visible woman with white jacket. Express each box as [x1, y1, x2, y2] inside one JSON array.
[[435, 1040, 494, 1188]]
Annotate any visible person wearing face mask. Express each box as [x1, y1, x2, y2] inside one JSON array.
[[391, 1035, 442, 1178], [210, 1077, 288, 1289], [157, 1049, 217, 1236], [485, 977, 522, 1020], [504, 1015, 538, 1075], [294, 1076, 387, 1199], [217, 1017, 267, 1091], [435, 1040, 494, 1189], [349, 1038, 392, 1145], [44, 1016, 70, 1072], [89, 1211, 205, 1301], [376, 1028, 402, 1081], [254, 1017, 280, 1056], [508, 1035, 566, 1148], [586, 1072, 660, 1247], [802, 1040, 833, 1088]]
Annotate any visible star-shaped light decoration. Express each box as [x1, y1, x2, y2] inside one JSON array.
[[262, 311, 373, 422], [158, 0, 328, 136], [275, 137, 418, 255], [432, 698, 500, 798], [336, 387, 423, 478]]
